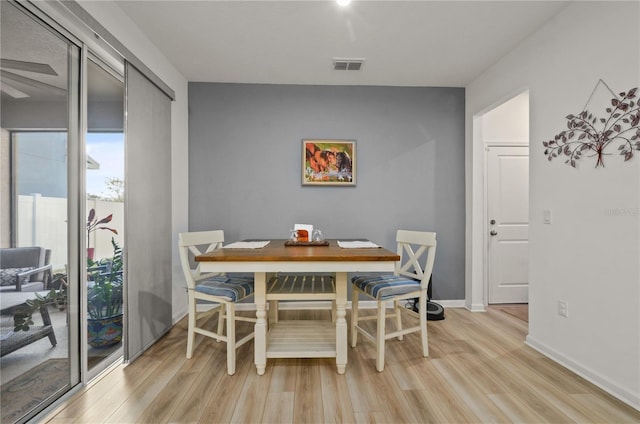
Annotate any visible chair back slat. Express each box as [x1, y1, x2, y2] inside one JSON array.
[[179, 230, 224, 247], [187, 245, 203, 257], [394, 230, 437, 289], [396, 229, 436, 246], [178, 230, 225, 289]]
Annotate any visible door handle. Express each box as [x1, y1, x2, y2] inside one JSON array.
[[490, 230, 498, 236]]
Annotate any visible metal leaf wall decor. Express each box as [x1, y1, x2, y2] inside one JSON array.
[[543, 87, 640, 168]]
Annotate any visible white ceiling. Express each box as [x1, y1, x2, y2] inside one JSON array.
[[114, 0, 570, 87]]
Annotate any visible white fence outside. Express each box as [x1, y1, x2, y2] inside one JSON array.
[[18, 194, 124, 268]]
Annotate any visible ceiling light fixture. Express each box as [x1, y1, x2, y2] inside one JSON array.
[[336, 0, 351, 6]]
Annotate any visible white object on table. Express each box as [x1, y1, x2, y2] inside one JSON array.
[[293, 224, 313, 241], [224, 241, 270, 249], [337, 240, 379, 248]]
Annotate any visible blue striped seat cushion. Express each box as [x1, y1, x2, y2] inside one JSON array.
[[195, 275, 254, 302], [352, 274, 421, 300]]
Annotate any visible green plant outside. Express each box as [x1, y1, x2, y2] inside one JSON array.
[[13, 238, 123, 331], [12, 289, 64, 332], [87, 237, 123, 319]]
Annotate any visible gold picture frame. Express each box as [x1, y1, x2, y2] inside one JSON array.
[[302, 139, 356, 186]]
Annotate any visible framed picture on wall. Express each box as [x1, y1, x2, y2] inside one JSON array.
[[302, 139, 356, 186]]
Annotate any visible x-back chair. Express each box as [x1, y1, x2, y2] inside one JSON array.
[[351, 230, 437, 372], [178, 230, 256, 375]]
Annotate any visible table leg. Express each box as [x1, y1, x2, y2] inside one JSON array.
[[40, 305, 57, 346], [254, 271, 267, 375], [335, 271, 347, 374]]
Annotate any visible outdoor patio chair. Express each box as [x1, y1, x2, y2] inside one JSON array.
[[0, 247, 52, 292]]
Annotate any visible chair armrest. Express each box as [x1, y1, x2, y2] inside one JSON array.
[[17, 264, 52, 278], [16, 264, 52, 291]]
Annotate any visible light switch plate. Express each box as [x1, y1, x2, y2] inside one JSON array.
[[543, 209, 552, 224], [558, 300, 568, 317]]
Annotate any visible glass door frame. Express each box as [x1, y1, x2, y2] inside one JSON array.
[[84, 52, 126, 380]]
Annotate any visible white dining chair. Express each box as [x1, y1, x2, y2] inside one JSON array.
[[350, 230, 437, 372], [178, 230, 256, 375]]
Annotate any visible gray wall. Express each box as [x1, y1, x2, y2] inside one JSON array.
[[188, 83, 465, 300]]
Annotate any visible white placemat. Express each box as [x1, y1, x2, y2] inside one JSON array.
[[224, 241, 270, 249], [337, 240, 380, 248]]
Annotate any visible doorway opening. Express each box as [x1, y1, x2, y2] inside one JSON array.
[[480, 90, 530, 316]]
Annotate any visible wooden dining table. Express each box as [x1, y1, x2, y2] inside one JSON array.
[[195, 239, 399, 375]]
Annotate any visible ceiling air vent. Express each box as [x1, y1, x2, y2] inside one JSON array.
[[332, 58, 365, 71]]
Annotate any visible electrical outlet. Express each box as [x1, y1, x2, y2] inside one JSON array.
[[558, 300, 568, 317]]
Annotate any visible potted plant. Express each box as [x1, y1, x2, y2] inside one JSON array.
[[50, 270, 68, 311], [87, 237, 124, 348], [87, 208, 118, 261]]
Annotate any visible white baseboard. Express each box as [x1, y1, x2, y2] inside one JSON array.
[[526, 335, 640, 412], [466, 302, 486, 312], [436, 299, 466, 309]]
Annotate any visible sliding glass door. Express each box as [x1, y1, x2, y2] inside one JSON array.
[[0, 2, 80, 422], [0, 2, 128, 420], [1, 1, 173, 420], [86, 57, 125, 377]]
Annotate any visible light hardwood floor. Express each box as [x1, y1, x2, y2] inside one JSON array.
[[44, 306, 640, 423]]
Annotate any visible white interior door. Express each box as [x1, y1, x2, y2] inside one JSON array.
[[487, 145, 529, 304]]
